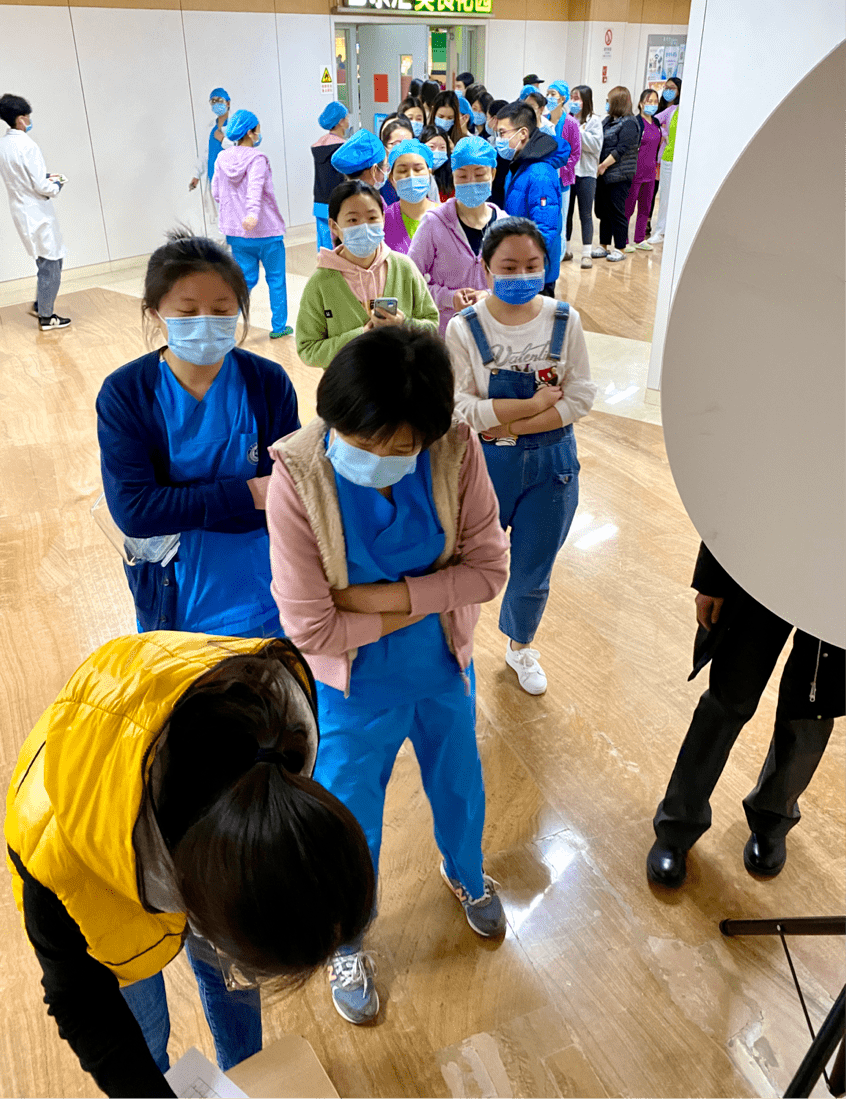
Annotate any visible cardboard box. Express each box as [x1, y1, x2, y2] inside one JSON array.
[[227, 1035, 340, 1099]]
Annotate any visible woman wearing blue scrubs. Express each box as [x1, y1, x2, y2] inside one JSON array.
[[97, 231, 299, 637], [266, 326, 509, 1026]]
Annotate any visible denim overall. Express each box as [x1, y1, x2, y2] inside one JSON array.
[[460, 302, 580, 644]]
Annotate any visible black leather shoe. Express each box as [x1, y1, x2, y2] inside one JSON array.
[[743, 833, 787, 877], [646, 841, 688, 888]]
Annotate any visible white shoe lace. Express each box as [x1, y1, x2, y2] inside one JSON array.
[[330, 950, 376, 990], [449, 870, 501, 907], [510, 647, 541, 669]]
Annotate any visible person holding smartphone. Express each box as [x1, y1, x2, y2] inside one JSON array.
[[296, 180, 438, 370]]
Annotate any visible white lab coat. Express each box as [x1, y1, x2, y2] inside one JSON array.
[[0, 129, 65, 261]]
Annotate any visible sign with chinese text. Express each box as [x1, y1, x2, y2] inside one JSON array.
[[343, 0, 492, 14]]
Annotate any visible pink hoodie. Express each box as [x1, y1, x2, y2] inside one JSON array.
[[315, 241, 390, 304], [211, 146, 286, 238]]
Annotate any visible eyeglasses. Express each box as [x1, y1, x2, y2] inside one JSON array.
[[210, 98, 228, 107], [496, 128, 517, 140], [213, 944, 267, 992]]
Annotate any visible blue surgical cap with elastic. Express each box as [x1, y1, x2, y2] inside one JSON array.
[[331, 128, 385, 175], [547, 81, 570, 100], [210, 87, 230, 101], [319, 101, 348, 130], [519, 84, 542, 101], [388, 138, 433, 169], [456, 95, 472, 117], [226, 109, 259, 141], [450, 135, 497, 171]]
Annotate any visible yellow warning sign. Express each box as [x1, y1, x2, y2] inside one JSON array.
[[320, 67, 332, 85]]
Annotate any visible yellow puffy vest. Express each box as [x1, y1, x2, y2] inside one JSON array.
[[5, 631, 270, 987]]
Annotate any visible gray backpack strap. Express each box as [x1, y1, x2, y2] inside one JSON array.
[[459, 305, 495, 367], [548, 301, 571, 362]]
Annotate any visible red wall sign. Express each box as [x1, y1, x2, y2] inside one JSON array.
[[602, 65, 608, 83], [605, 28, 612, 45], [374, 74, 389, 103]]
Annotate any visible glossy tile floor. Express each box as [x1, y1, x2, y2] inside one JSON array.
[[0, 264, 842, 1098]]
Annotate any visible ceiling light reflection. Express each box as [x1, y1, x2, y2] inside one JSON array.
[[568, 511, 594, 534], [605, 384, 639, 405], [574, 523, 618, 550]]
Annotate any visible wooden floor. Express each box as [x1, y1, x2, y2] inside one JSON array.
[[0, 289, 842, 1099]]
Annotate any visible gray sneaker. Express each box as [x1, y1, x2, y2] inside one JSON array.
[[327, 949, 379, 1024], [440, 862, 506, 937]]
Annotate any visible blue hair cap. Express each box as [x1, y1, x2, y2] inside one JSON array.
[[388, 138, 433, 169], [547, 81, 570, 99], [319, 101, 348, 130], [456, 94, 472, 116], [331, 128, 385, 174], [210, 87, 230, 101], [519, 84, 542, 100], [226, 109, 259, 141], [451, 135, 496, 171]]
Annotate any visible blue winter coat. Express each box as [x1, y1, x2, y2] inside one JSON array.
[[503, 129, 563, 280]]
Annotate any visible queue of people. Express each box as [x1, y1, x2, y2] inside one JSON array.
[[13, 68, 825, 1099]]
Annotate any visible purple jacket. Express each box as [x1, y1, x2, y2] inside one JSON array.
[[407, 198, 502, 335], [556, 114, 581, 188], [383, 202, 413, 255], [211, 146, 286, 238]]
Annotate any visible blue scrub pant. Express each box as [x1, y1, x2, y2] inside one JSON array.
[[227, 235, 288, 334], [314, 663, 486, 918], [120, 937, 261, 1074], [483, 426, 580, 645], [315, 217, 333, 251]]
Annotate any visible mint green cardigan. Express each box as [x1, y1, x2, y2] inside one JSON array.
[[295, 251, 440, 369]]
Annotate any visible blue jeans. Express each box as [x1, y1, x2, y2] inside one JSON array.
[[120, 937, 262, 1073], [227, 234, 288, 333]]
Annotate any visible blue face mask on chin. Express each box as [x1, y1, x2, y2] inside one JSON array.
[[493, 272, 544, 305], [395, 175, 431, 203], [164, 314, 239, 366], [435, 116, 453, 133], [341, 222, 385, 258], [455, 180, 492, 208], [211, 101, 228, 117], [327, 435, 418, 489], [431, 149, 448, 170]]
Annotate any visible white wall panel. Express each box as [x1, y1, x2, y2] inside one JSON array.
[[182, 9, 289, 226], [276, 13, 334, 228], [565, 21, 587, 88], [486, 20, 527, 101], [70, 6, 202, 260], [357, 23, 429, 133], [0, 4, 108, 280], [522, 20, 569, 93], [649, 0, 844, 388]]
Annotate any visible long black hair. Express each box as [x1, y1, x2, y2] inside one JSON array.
[[571, 85, 594, 121], [429, 90, 464, 146], [662, 75, 682, 105], [154, 640, 375, 985], [420, 125, 454, 201]]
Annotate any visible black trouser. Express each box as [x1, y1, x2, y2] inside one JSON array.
[[595, 176, 630, 251], [654, 599, 839, 850]]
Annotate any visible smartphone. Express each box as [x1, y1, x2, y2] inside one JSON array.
[[371, 297, 398, 317]]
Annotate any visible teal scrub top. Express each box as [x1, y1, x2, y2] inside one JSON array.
[[155, 354, 278, 635]]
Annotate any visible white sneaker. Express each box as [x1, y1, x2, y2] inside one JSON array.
[[647, 232, 664, 244], [505, 643, 547, 695]]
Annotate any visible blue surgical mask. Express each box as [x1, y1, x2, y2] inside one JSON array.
[[568, 100, 581, 115], [435, 116, 453, 132], [164, 314, 239, 366], [395, 175, 431, 203], [327, 435, 418, 489], [372, 165, 388, 190], [410, 119, 423, 138], [643, 103, 658, 116], [662, 88, 677, 101], [493, 273, 544, 305], [252, 133, 263, 146], [341, 222, 385, 258], [431, 149, 448, 170], [472, 110, 486, 127], [605, 101, 610, 113], [211, 101, 228, 117], [25, 123, 33, 132], [547, 96, 560, 111], [495, 136, 517, 162], [455, 180, 491, 208], [485, 120, 495, 135]]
